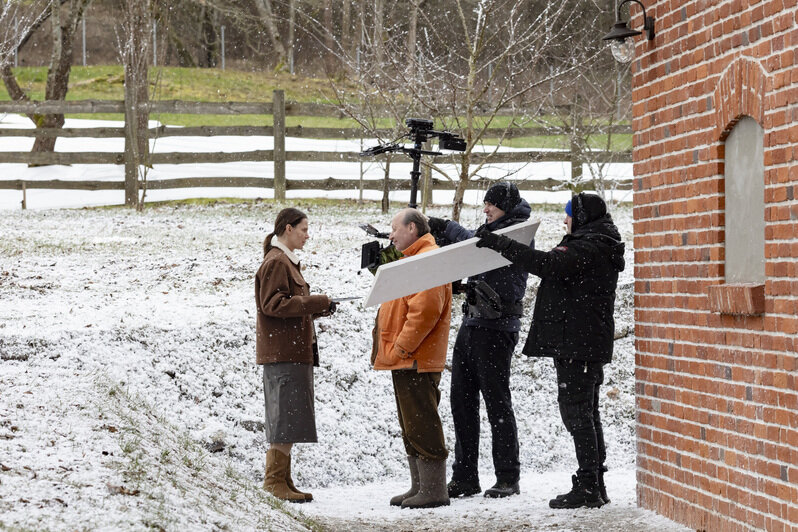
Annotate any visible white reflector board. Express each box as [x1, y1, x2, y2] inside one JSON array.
[[364, 219, 539, 308]]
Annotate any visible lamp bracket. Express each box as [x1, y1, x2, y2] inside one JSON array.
[[617, 0, 655, 40]]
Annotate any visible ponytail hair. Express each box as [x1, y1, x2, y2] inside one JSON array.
[[263, 207, 308, 257]]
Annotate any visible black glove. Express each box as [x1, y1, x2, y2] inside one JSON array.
[[329, 300, 338, 314], [427, 217, 449, 236], [475, 228, 513, 251]]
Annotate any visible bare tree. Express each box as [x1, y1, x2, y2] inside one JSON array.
[[533, 2, 631, 204], [113, 0, 151, 209], [322, 0, 597, 220], [0, 0, 51, 67], [254, 0, 288, 69], [1, 0, 91, 158]]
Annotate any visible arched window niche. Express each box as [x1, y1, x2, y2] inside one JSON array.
[[708, 116, 766, 315]]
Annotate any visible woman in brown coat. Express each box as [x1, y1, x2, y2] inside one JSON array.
[[255, 207, 335, 503]]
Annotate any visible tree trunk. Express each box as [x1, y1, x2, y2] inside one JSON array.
[[322, 0, 334, 74], [407, 0, 425, 78], [381, 155, 391, 214], [123, 0, 150, 208], [200, 6, 219, 68], [28, 0, 89, 160], [287, 0, 296, 73], [167, 23, 196, 67], [255, 0, 287, 69], [341, 0, 351, 59], [373, 0, 384, 67], [452, 160, 469, 222]]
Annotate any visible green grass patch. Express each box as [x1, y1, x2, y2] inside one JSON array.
[[1, 66, 631, 148]]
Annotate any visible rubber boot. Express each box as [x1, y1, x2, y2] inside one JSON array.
[[390, 456, 419, 506], [286, 454, 313, 501], [401, 458, 450, 509], [262, 449, 307, 503]]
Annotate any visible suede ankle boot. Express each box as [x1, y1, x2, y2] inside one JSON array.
[[401, 458, 450, 509], [262, 449, 307, 503], [390, 456, 419, 506], [286, 453, 313, 501]]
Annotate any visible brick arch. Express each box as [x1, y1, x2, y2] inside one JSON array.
[[713, 56, 767, 140]]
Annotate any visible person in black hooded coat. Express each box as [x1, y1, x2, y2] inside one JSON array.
[[428, 181, 532, 499], [475, 192, 625, 509]]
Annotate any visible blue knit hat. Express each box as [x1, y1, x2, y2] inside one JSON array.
[[565, 199, 573, 217]]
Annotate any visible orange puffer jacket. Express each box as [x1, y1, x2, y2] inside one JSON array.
[[372, 233, 453, 372]]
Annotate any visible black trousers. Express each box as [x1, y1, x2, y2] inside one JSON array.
[[554, 358, 606, 481], [450, 325, 520, 484]]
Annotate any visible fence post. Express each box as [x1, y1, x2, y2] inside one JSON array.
[[220, 26, 226, 70], [21, 181, 27, 210], [82, 17, 87, 66], [273, 89, 286, 201], [152, 22, 157, 67]]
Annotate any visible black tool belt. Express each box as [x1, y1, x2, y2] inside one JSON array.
[[463, 280, 522, 320]]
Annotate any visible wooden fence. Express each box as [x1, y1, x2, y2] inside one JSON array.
[[0, 91, 632, 207]]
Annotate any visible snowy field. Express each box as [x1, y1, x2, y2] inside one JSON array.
[[1, 199, 688, 531], [0, 114, 686, 530]]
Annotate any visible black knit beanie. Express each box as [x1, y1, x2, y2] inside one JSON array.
[[484, 181, 521, 213]]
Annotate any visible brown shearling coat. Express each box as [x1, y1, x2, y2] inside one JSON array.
[[372, 233, 453, 373], [255, 247, 331, 365]]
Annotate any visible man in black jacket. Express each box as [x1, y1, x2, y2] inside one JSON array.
[[475, 192, 625, 509], [428, 181, 531, 499]]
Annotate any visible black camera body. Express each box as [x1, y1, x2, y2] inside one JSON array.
[[439, 132, 467, 151], [405, 117, 434, 132]]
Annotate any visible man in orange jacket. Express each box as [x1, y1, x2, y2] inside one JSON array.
[[372, 208, 453, 509]]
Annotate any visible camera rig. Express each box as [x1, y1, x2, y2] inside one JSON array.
[[360, 118, 466, 209], [358, 118, 466, 272]]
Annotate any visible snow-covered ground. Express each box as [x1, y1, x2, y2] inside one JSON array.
[[0, 199, 687, 531], [0, 114, 686, 530]]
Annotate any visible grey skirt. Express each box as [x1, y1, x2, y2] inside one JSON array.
[[262, 362, 317, 443]]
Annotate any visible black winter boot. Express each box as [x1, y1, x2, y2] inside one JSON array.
[[484, 480, 520, 498], [553, 475, 579, 501], [548, 473, 604, 509], [447, 478, 481, 498], [598, 465, 610, 504]]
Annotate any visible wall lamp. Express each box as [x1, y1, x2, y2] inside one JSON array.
[[602, 0, 655, 63]]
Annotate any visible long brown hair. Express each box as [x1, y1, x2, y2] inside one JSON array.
[[263, 207, 308, 257]]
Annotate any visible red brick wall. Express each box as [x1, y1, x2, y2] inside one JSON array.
[[632, 1, 797, 530]]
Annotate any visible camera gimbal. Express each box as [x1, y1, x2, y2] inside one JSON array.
[[360, 118, 466, 209]]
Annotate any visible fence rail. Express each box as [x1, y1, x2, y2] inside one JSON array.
[[0, 93, 633, 207], [0, 177, 632, 192], [0, 125, 632, 139]]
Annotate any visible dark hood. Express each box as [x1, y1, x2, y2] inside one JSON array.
[[570, 192, 608, 232], [482, 198, 532, 232], [569, 197, 625, 272]]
